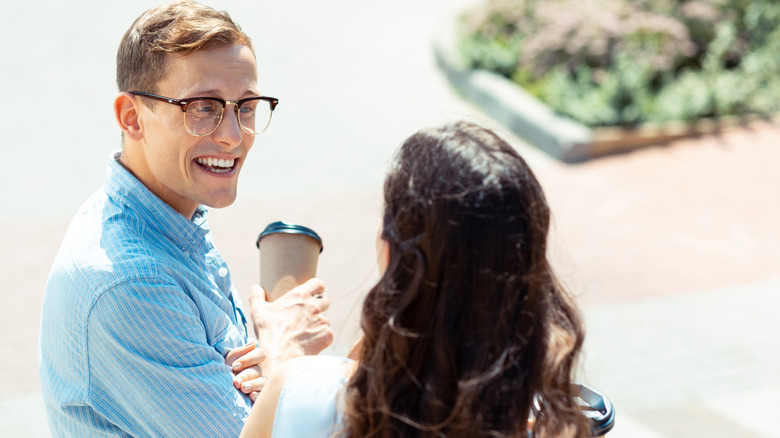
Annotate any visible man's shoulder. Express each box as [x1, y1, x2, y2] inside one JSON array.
[[51, 193, 170, 295]]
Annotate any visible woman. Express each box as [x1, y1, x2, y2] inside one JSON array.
[[242, 121, 589, 437]]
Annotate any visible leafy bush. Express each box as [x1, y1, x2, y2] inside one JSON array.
[[458, 0, 780, 127]]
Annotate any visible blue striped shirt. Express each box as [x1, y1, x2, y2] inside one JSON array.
[[40, 153, 252, 437]]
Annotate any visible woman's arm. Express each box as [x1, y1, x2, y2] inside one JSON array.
[[239, 356, 311, 438], [240, 354, 357, 438]]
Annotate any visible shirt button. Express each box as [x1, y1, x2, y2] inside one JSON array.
[[218, 267, 228, 277]]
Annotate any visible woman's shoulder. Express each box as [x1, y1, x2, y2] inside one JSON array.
[[271, 355, 352, 437], [274, 355, 353, 402], [278, 355, 352, 379]]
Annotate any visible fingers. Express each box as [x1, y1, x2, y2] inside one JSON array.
[[299, 279, 330, 313], [224, 341, 256, 368], [288, 278, 325, 299], [233, 366, 262, 389], [300, 321, 334, 355], [315, 329, 335, 354], [311, 294, 330, 314], [236, 375, 269, 402], [308, 281, 324, 298], [230, 346, 267, 373], [249, 284, 268, 304], [228, 343, 268, 402], [269, 278, 330, 314], [232, 347, 265, 393]]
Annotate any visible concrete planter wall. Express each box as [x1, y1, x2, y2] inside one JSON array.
[[434, 35, 777, 163]]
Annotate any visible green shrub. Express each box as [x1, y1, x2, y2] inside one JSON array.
[[458, 0, 780, 126]]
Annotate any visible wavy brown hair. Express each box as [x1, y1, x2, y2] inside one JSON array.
[[116, 1, 253, 97], [341, 121, 588, 437]]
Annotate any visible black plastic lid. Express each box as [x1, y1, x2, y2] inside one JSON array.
[[256, 221, 323, 253]]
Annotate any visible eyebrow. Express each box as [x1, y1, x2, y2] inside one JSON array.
[[192, 89, 262, 99]]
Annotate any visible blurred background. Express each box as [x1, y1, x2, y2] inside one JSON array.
[[1, 1, 778, 436]]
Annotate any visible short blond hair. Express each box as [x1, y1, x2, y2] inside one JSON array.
[[116, 1, 253, 96]]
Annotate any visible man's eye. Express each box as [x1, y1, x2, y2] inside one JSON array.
[[188, 100, 220, 115], [239, 100, 259, 115]]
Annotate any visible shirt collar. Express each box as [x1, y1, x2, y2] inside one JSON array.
[[105, 152, 210, 253]]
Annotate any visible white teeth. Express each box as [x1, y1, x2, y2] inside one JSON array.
[[196, 157, 235, 172]]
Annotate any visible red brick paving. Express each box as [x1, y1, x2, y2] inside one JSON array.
[[541, 120, 780, 306]]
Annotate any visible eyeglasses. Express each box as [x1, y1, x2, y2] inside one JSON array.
[[129, 91, 279, 136]]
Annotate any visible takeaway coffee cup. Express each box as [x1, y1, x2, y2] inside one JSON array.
[[256, 221, 323, 302]]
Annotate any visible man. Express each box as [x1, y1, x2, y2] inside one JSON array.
[[39, 2, 333, 436]]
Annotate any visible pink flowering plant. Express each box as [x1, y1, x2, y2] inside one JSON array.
[[458, 0, 780, 126]]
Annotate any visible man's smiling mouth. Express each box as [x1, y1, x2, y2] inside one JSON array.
[[196, 157, 236, 174]]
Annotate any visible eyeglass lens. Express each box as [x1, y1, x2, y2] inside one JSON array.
[[184, 98, 272, 136]]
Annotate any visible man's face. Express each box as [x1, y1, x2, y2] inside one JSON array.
[[128, 44, 259, 217]]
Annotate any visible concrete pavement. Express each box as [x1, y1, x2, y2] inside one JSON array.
[[2, 0, 779, 436]]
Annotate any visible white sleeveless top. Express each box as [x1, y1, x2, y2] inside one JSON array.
[[271, 355, 352, 438]]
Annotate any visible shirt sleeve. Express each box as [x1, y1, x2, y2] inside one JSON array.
[[85, 275, 251, 437]]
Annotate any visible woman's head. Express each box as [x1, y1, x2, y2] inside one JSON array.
[[344, 121, 588, 437], [379, 120, 551, 315]]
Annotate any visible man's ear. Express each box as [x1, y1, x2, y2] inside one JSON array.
[[114, 92, 143, 141]]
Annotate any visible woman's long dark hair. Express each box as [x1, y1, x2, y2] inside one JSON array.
[[341, 121, 588, 437]]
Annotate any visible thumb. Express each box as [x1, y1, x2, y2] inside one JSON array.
[[250, 284, 269, 302], [259, 285, 268, 302]]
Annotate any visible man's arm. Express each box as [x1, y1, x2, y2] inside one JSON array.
[[87, 277, 251, 437]]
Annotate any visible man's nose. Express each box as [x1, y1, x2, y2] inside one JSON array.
[[212, 104, 243, 146]]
